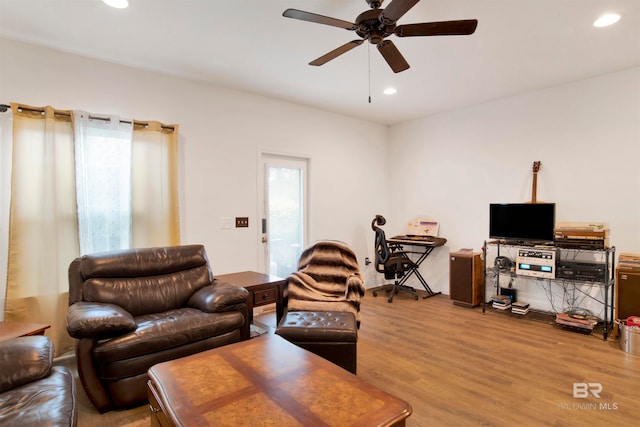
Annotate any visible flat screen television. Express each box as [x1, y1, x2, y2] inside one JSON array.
[[489, 203, 556, 243]]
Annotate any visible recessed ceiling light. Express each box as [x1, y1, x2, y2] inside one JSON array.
[[103, 0, 129, 8], [383, 87, 398, 95], [593, 13, 620, 27]]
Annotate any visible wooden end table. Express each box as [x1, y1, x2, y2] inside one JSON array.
[[0, 322, 51, 341], [148, 334, 412, 426], [216, 271, 286, 337]]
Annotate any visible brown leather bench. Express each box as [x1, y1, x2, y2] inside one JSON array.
[[275, 310, 358, 374]]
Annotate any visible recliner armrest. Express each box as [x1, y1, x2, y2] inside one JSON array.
[[0, 336, 53, 393], [187, 281, 249, 313], [66, 301, 136, 339]]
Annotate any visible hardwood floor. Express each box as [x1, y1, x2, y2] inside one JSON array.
[[61, 290, 639, 426], [356, 290, 638, 426]]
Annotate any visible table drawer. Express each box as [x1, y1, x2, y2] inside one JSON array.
[[253, 287, 277, 306]]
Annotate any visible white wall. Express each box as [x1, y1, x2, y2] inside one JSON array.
[[1, 37, 638, 308], [388, 67, 640, 313], [0, 37, 389, 283]]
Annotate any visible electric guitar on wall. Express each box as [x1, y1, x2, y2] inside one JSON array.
[[531, 161, 541, 203]]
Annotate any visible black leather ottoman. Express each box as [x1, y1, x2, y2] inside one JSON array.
[[275, 311, 358, 374]]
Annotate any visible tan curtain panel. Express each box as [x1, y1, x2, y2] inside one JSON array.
[[5, 103, 79, 355], [131, 121, 180, 247], [0, 108, 13, 319]]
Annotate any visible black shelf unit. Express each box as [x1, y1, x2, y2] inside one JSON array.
[[483, 240, 615, 340]]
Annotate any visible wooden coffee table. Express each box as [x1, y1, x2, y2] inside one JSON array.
[[0, 322, 50, 341], [148, 334, 412, 426]]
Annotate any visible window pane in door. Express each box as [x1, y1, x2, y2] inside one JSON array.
[[268, 166, 303, 277]]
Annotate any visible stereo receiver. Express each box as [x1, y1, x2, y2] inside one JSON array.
[[516, 248, 557, 279], [556, 261, 606, 282]]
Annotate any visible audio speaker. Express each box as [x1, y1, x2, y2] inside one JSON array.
[[616, 267, 640, 320], [450, 251, 484, 307]]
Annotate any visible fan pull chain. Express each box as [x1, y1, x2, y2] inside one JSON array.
[[368, 44, 372, 104]]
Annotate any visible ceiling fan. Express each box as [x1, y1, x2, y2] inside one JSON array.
[[283, 0, 478, 73]]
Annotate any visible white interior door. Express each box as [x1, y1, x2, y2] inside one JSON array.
[[258, 153, 309, 278]]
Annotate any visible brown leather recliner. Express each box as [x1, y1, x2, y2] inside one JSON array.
[[0, 335, 77, 426], [65, 244, 249, 413]]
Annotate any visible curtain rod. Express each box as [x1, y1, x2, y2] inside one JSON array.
[[0, 103, 175, 131]]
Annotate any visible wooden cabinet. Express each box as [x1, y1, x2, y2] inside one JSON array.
[[616, 267, 640, 321], [449, 251, 484, 307]]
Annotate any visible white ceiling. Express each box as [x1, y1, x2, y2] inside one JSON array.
[[1, 0, 639, 125]]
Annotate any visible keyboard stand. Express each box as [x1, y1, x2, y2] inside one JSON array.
[[385, 237, 446, 299]]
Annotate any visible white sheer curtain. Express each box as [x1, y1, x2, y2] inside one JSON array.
[[74, 112, 133, 254]]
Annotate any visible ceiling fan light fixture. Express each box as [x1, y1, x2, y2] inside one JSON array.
[[383, 87, 398, 95], [593, 13, 620, 27], [283, 1, 478, 74], [102, 0, 129, 9]]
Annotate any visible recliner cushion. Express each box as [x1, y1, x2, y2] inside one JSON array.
[[83, 265, 211, 316], [92, 308, 244, 364], [98, 331, 241, 382], [66, 302, 136, 339], [188, 281, 250, 312], [0, 366, 77, 426], [78, 244, 208, 278], [0, 336, 53, 393]]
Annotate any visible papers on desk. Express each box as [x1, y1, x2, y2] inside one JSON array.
[[405, 217, 439, 237]]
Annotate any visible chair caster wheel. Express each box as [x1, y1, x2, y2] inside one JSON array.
[[373, 291, 378, 297], [387, 297, 393, 303], [413, 295, 419, 300]]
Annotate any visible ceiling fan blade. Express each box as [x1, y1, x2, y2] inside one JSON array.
[[379, 0, 421, 24], [395, 19, 478, 37], [310, 40, 364, 66], [377, 40, 410, 73], [283, 8, 358, 31]]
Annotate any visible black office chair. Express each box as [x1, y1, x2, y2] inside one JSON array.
[[371, 215, 419, 302]]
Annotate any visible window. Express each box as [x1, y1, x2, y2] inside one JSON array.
[[74, 113, 133, 254]]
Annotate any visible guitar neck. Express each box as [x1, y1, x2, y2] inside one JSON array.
[[531, 161, 541, 203]]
